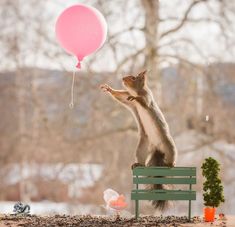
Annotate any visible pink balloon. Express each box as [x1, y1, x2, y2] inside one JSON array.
[[55, 4, 107, 68]]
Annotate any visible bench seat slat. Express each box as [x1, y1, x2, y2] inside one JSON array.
[[133, 167, 196, 177], [133, 177, 196, 184], [131, 190, 196, 201], [132, 189, 192, 193]]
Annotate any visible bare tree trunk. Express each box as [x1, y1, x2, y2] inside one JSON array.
[[141, 0, 162, 104], [16, 69, 28, 201], [196, 73, 203, 116], [11, 0, 28, 201], [31, 70, 40, 152]]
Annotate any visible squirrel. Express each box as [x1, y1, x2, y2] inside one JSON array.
[[100, 70, 177, 211]]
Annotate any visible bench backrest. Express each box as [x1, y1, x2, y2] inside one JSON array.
[[133, 167, 196, 186]]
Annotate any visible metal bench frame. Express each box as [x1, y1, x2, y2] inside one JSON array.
[[131, 167, 197, 220]]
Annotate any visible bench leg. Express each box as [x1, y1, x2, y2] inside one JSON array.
[[135, 200, 139, 219], [188, 200, 191, 221]]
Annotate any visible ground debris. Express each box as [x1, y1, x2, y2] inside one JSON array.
[[0, 214, 202, 227]]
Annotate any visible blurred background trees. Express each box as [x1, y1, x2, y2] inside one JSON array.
[[0, 0, 235, 215]]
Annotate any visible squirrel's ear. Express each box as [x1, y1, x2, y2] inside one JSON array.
[[138, 70, 147, 79]]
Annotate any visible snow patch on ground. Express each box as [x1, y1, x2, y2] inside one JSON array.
[[0, 201, 102, 215]]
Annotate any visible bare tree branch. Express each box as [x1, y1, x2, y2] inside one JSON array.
[[160, 17, 220, 23], [116, 48, 145, 72], [108, 26, 143, 41], [158, 38, 207, 60], [160, 0, 208, 39], [159, 53, 203, 73]]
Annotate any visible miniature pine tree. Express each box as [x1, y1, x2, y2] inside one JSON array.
[[201, 157, 225, 207]]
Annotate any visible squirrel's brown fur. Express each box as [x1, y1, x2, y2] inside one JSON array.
[[100, 70, 177, 211]]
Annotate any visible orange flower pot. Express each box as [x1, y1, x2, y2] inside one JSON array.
[[204, 207, 216, 222]]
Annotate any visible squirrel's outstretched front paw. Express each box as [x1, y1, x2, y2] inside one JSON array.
[[100, 84, 112, 93], [131, 162, 144, 169], [127, 96, 136, 101]]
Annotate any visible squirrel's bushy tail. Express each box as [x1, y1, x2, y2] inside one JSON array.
[[146, 149, 170, 211], [148, 182, 170, 211]]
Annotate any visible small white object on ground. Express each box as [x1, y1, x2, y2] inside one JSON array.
[[103, 188, 128, 216]]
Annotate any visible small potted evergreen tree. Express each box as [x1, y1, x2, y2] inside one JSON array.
[[201, 157, 225, 222]]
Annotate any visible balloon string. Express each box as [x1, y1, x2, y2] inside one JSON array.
[[69, 70, 76, 109]]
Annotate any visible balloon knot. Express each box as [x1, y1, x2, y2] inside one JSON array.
[[76, 61, 81, 69]]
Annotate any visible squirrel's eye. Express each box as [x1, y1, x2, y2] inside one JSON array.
[[131, 76, 135, 80]]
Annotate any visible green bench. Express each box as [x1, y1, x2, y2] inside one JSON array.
[[131, 167, 196, 220]]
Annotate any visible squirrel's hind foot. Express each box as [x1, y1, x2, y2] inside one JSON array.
[[131, 162, 144, 170], [166, 161, 176, 167]]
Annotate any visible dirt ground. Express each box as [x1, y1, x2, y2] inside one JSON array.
[[0, 214, 231, 227]]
